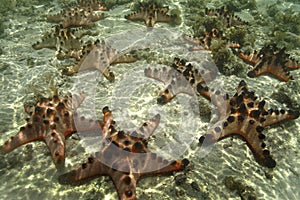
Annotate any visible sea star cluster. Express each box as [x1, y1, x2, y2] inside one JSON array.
[[184, 6, 300, 81], [145, 57, 299, 168], [1, 1, 300, 200], [32, 2, 136, 81]]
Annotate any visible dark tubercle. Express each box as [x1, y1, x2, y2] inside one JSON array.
[[181, 158, 190, 169], [263, 156, 276, 168], [247, 70, 256, 78], [157, 95, 168, 105]]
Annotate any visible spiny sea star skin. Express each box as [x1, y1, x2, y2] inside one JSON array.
[[205, 7, 247, 28], [59, 107, 189, 200], [47, 7, 105, 28], [184, 6, 247, 51], [198, 80, 299, 168], [0, 93, 102, 169], [32, 25, 86, 51], [183, 28, 241, 51], [63, 39, 137, 82], [77, 0, 108, 11], [125, 4, 177, 27], [144, 57, 217, 104], [238, 44, 300, 82]]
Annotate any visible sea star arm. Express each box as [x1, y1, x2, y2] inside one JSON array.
[[59, 154, 139, 200], [183, 35, 209, 50], [124, 11, 146, 22], [145, 67, 194, 104], [248, 59, 291, 82], [156, 75, 195, 104], [201, 114, 276, 168], [144, 66, 176, 85], [238, 52, 261, 66], [58, 156, 111, 183], [139, 153, 189, 175], [110, 158, 139, 200], [286, 58, 300, 69], [45, 129, 66, 167], [155, 10, 176, 23], [196, 84, 230, 118], [262, 109, 299, 127], [1, 123, 47, 154], [111, 54, 137, 65], [0, 111, 67, 168], [132, 114, 160, 139]]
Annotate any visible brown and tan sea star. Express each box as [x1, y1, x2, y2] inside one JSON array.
[[144, 57, 217, 104], [145, 58, 299, 168], [58, 107, 189, 200], [77, 0, 107, 11], [198, 80, 299, 168], [237, 44, 300, 82], [32, 25, 87, 51], [0, 93, 102, 169], [125, 4, 178, 27], [47, 7, 105, 28], [63, 39, 137, 82]]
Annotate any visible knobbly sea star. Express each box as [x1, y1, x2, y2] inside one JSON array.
[[125, 4, 177, 28], [204, 7, 247, 28], [32, 25, 87, 52], [77, 0, 108, 11], [144, 57, 217, 104], [237, 44, 300, 82], [198, 80, 299, 168], [0, 93, 102, 169], [47, 7, 105, 28], [64, 39, 137, 82], [184, 7, 246, 51], [145, 58, 299, 168], [59, 107, 189, 200], [183, 28, 241, 51]]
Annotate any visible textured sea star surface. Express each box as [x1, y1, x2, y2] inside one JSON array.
[[59, 107, 189, 200], [77, 0, 107, 11], [0, 93, 102, 169], [238, 44, 300, 82], [183, 28, 241, 51], [47, 7, 105, 28], [183, 7, 246, 51], [204, 7, 247, 28], [145, 59, 299, 168], [64, 39, 137, 82], [32, 25, 86, 52], [125, 4, 177, 27], [198, 80, 299, 168], [144, 57, 217, 104]]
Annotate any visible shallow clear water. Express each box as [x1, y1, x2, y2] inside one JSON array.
[[0, 0, 299, 199]]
